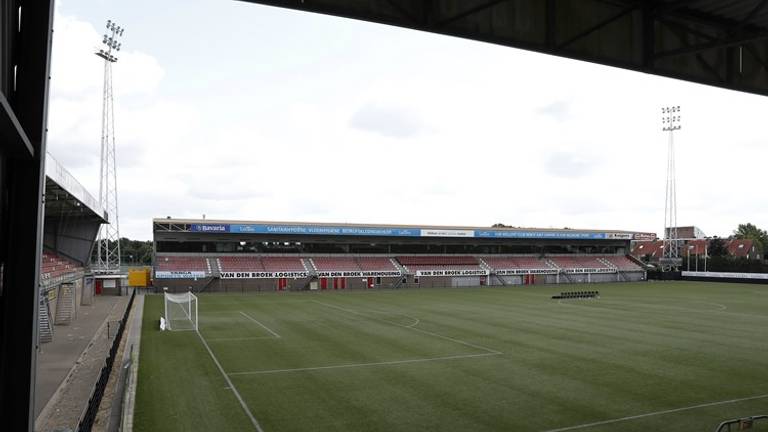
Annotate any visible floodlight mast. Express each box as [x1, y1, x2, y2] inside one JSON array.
[[661, 106, 681, 272], [92, 20, 125, 274]]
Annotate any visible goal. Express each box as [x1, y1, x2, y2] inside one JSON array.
[[164, 292, 198, 331]]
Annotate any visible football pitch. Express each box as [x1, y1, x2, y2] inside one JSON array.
[[134, 282, 768, 432]]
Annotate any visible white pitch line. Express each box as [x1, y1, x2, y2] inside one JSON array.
[[206, 336, 277, 342], [196, 330, 264, 432], [228, 352, 501, 376], [692, 300, 727, 311], [240, 311, 281, 338], [405, 316, 420, 328], [541, 393, 768, 432], [312, 300, 502, 355]]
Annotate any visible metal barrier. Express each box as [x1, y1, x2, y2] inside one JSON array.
[[77, 288, 136, 432], [714, 415, 768, 431]]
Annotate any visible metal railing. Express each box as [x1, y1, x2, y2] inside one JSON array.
[[77, 288, 136, 432]]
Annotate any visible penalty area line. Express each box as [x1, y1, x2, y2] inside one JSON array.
[[196, 330, 264, 432], [541, 393, 768, 432], [239, 311, 281, 338], [228, 352, 501, 376]]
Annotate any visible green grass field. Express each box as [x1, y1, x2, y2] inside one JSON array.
[[134, 282, 768, 432]]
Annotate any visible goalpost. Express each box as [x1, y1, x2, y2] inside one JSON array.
[[163, 292, 198, 331]]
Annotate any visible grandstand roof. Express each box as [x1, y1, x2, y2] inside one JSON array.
[[45, 153, 107, 223], [242, 0, 768, 97], [154, 218, 653, 240]]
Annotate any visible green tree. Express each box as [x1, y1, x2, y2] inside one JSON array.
[[733, 223, 767, 255], [119, 237, 153, 265], [708, 237, 728, 257]]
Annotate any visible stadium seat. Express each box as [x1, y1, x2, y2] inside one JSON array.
[[40, 250, 84, 281], [356, 257, 398, 272], [481, 256, 552, 270], [311, 257, 360, 271], [261, 257, 306, 272], [156, 256, 211, 274], [218, 256, 265, 272], [549, 256, 609, 269], [396, 256, 482, 272], [600, 255, 643, 271]]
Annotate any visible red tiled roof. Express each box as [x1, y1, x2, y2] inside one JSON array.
[[631, 240, 664, 257], [727, 239, 754, 257]]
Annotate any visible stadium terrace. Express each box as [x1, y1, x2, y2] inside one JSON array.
[[153, 218, 653, 292]]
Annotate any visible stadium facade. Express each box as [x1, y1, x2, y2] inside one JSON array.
[[153, 218, 653, 292]]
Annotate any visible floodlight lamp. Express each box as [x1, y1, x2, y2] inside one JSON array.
[[120, 29, 124, 36], [102, 35, 107, 43], [107, 19, 111, 27]]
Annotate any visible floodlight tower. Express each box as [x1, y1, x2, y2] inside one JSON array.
[[661, 106, 682, 271], [93, 20, 124, 273]]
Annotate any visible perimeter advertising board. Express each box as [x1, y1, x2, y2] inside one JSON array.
[[415, 269, 489, 277], [155, 271, 207, 279], [220, 271, 309, 279]]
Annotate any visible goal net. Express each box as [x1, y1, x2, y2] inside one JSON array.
[[164, 292, 198, 331]]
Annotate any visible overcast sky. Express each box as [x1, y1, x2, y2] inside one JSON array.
[[48, 0, 768, 241]]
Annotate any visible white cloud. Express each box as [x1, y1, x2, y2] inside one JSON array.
[[46, 1, 768, 240], [349, 103, 425, 138]]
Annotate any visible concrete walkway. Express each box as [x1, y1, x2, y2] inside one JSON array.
[[35, 294, 130, 431]]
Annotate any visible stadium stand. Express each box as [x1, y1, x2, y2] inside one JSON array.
[[153, 220, 649, 291], [549, 256, 610, 269], [481, 256, 553, 270], [398, 256, 478, 265], [261, 256, 307, 272], [156, 256, 211, 274], [217, 256, 265, 272], [40, 251, 84, 281], [311, 257, 360, 271], [356, 257, 398, 272], [602, 255, 643, 271], [397, 256, 482, 273]]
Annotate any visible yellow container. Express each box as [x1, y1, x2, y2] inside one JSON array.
[[128, 268, 150, 287]]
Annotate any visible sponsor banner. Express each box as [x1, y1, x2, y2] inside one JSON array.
[[190, 224, 230, 233], [495, 269, 557, 276], [564, 268, 616, 274], [634, 232, 657, 240], [606, 232, 633, 240], [415, 269, 489, 277], [317, 270, 402, 278], [682, 271, 768, 280], [229, 224, 420, 237], [420, 229, 474, 238], [220, 271, 309, 279], [155, 271, 207, 279], [475, 230, 607, 240], [184, 223, 630, 241]]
